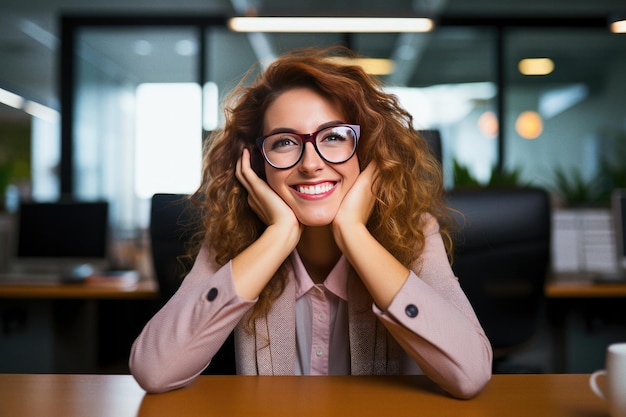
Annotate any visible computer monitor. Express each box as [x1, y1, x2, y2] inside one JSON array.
[[8, 200, 110, 275]]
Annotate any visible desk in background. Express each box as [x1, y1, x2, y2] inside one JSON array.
[[0, 276, 159, 373], [0, 277, 158, 299], [546, 272, 626, 373], [546, 272, 626, 298], [0, 374, 605, 417]]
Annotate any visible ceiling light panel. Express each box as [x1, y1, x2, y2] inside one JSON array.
[[228, 17, 434, 33]]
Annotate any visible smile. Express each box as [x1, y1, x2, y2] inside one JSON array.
[[294, 182, 336, 195]]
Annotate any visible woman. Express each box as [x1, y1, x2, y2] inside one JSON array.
[[129, 47, 492, 399]]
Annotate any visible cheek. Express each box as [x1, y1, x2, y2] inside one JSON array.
[[265, 168, 289, 195], [342, 160, 361, 188]]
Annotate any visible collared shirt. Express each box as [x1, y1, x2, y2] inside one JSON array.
[[292, 251, 351, 375]]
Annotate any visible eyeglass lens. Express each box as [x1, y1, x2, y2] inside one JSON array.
[[262, 125, 358, 168]]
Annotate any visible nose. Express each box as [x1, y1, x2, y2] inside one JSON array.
[[298, 142, 325, 174]]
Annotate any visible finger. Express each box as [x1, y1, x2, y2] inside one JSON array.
[[360, 161, 378, 182], [238, 149, 262, 186], [235, 150, 245, 184], [236, 149, 256, 192], [235, 149, 272, 222]]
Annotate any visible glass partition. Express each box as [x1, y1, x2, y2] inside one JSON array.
[[74, 27, 201, 233], [504, 28, 626, 204], [63, 17, 626, 234]]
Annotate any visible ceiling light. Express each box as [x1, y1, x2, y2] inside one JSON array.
[[23, 101, 60, 123], [228, 17, 434, 33], [515, 111, 543, 139], [0, 87, 25, 109], [478, 111, 499, 139], [175, 39, 197, 56], [19, 20, 58, 50], [0, 87, 59, 122], [133, 40, 153, 56], [518, 58, 554, 76], [331, 57, 396, 75], [610, 18, 626, 33]]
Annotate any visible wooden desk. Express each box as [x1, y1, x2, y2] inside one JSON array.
[[546, 272, 626, 298], [0, 374, 605, 417], [0, 277, 159, 373], [546, 273, 626, 373], [0, 277, 158, 299]]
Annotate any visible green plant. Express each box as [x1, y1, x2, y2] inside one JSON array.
[[452, 159, 523, 189], [552, 130, 626, 207], [452, 159, 481, 188], [552, 166, 603, 207], [487, 165, 523, 187]]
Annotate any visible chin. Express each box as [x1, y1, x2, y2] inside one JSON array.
[[295, 211, 337, 227], [298, 217, 333, 227]]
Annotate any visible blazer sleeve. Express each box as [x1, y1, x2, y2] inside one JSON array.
[[129, 247, 255, 393], [373, 215, 493, 399]]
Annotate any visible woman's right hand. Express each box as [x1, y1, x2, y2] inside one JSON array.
[[236, 148, 299, 231], [232, 149, 302, 299]]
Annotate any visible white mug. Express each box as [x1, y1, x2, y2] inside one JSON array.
[[590, 343, 626, 417]]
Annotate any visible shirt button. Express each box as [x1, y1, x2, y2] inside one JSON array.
[[207, 287, 218, 301], [317, 313, 325, 322], [405, 304, 419, 318], [315, 348, 324, 357]]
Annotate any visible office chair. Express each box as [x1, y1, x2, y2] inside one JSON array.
[[446, 187, 551, 370], [419, 129, 442, 164], [149, 193, 236, 375]]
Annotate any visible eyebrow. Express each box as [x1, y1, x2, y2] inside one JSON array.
[[265, 120, 346, 136]]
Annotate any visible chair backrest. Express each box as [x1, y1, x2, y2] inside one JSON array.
[[149, 193, 195, 303], [419, 129, 442, 164], [446, 187, 551, 356], [149, 193, 236, 374]]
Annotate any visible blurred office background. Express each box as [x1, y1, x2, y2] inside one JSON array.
[[0, 0, 625, 374], [2, 0, 625, 227]]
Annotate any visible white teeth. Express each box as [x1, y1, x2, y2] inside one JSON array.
[[297, 183, 334, 195]]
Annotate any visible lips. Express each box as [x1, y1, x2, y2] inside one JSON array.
[[293, 181, 336, 195]]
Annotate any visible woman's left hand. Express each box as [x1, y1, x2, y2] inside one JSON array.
[[332, 161, 409, 310], [333, 162, 378, 230]]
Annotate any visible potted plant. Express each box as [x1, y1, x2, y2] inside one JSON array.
[[550, 132, 626, 274], [451, 158, 524, 189]]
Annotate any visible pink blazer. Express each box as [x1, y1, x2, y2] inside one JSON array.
[[130, 216, 492, 399]]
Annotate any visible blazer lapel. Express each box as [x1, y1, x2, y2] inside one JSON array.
[[348, 272, 378, 375], [347, 271, 401, 375], [255, 274, 296, 375]]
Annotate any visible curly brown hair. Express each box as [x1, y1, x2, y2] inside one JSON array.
[[190, 46, 452, 322]]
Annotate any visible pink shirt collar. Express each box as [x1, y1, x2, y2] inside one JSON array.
[[291, 250, 349, 301]]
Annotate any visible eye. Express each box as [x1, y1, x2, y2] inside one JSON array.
[[320, 128, 351, 143], [267, 134, 300, 152], [322, 134, 343, 142]]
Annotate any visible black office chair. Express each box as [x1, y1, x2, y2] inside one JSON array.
[[446, 187, 551, 371], [419, 129, 442, 164], [149, 193, 236, 375], [149, 194, 196, 302]]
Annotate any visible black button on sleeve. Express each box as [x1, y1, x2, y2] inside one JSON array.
[[207, 287, 218, 301], [405, 304, 419, 318]]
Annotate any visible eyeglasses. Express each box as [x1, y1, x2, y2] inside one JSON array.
[[256, 124, 360, 169]]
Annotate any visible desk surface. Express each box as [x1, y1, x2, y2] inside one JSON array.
[[0, 374, 605, 417], [546, 272, 626, 298], [0, 278, 158, 299]]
